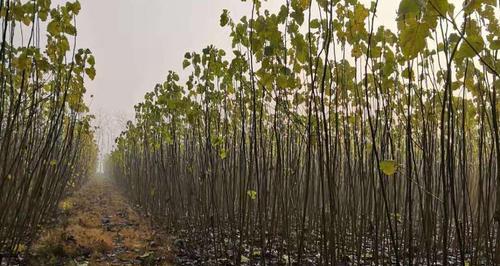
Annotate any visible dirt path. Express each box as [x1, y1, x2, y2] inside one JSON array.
[[29, 178, 173, 265]]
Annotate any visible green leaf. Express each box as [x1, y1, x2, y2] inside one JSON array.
[[399, 18, 429, 59], [351, 44, 363, 58], [47, 20, 60, 36], [310, 19, 320, 29], [380, 160, 398, 176], [85, 67, 96, 80], [370, 46, 382, 58], [220, 9, 229, 27], [65, 24, 77, 36], [428, 0, 449, 15], [402, 67, 413, 79], [50, 160, 58, 166], [398, 0, 421, 17], [183, 59, 191, 69], [490, 39, 500, 50], [58, 37, 70, 53], [12, 4, 24, 20], [247, 190, 257, 200], [290, 11, 304, 25], [278, 5, 289, 21], [87, 55, 95, 65], [298, 0, 310, 9], [457, 35, 484, 59], [17, 53, 31, 70], [464, 0, 490, 14], [68, 1, 81, 15], [219, 149, 227, 159], [276, 75, 289, 88]]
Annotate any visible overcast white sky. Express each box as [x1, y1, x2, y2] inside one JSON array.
[[60, 0, 407, 153]]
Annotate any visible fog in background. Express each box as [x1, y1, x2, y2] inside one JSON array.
[[63, 0, 415, 159]]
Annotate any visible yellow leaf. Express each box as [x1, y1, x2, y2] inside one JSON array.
[[299, 0, 310, 9], [247, 190, 257, 200], [15, 244, 26, 253], [59, 200, 73, 211], [380, 160, 398, 176]]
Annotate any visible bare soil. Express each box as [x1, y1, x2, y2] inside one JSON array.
[[29, 178, 174, 266]]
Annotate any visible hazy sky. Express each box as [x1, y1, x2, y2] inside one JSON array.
[[74, 1, 263, 117], [59, 0, 404, 152]]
